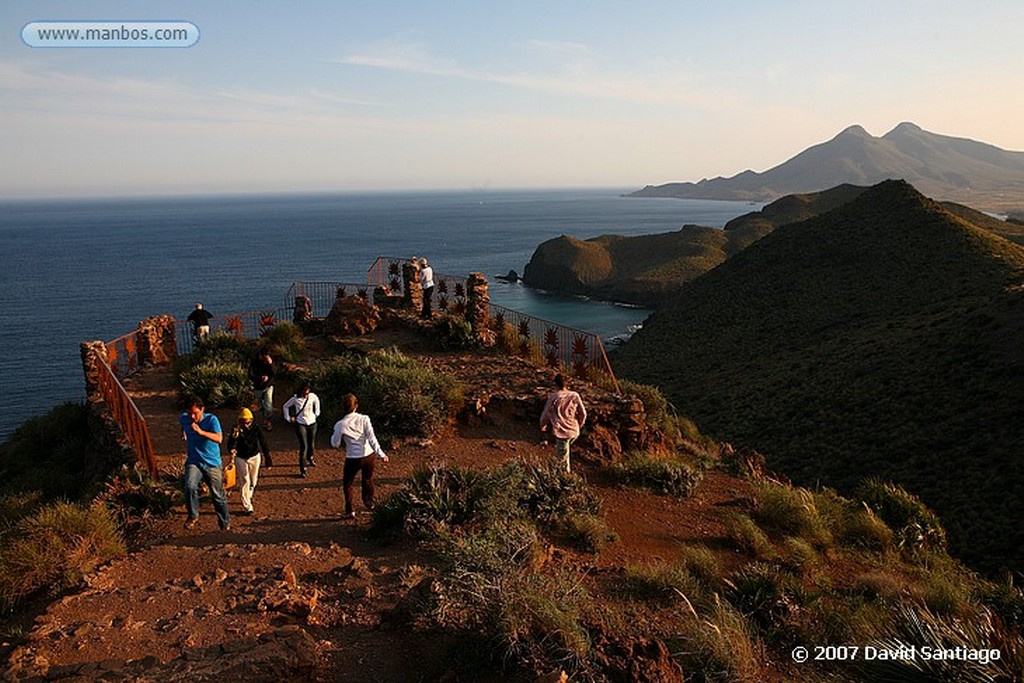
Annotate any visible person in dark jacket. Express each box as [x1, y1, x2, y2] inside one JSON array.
[[227, 407, 271, 515], [249, 349, 277, 432]]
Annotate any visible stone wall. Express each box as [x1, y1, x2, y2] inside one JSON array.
[[137, 315, 177, 367]]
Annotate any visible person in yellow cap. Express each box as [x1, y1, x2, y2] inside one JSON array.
[[227, 407, 271, 516]]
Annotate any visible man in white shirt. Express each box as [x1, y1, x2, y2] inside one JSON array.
[[419, 258, 435, 319], [330, 393, 389, 518]]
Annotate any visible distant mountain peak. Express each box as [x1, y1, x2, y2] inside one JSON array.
[[837, 124, 872, 138], [628, 123, 1024, 212]]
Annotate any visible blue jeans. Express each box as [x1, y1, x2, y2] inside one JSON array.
[[294, 422, 317, 472], [183, 462, 231, 529]]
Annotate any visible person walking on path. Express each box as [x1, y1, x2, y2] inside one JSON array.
[[186, 303, 213, 343], [179, 397, 231, 531], [283, 382, 320, 478], [227, 407, 270, 515], [330, 393, 389, 519], [419, 258, 435, 319], [249, 348, 276, 433], [539, 373, 587, 474]]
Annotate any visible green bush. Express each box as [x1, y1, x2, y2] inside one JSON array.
[[430, 313, 476, 351], [549, 512, 618, 554], [619, 563, 707, 607], [188, 331, 252, 365], [609, 451, 703, 498], [177, 359, 253, 408], [260, 321, 305, 363], [0, 502, 125, 609], [302, 348, 462, 442], [0, 403, 93, 499], [750, 482, 833, 549], [857, 479, 947, 556], [98, 467, 179, 542], [726, 562, 801, 631], [724, 512, 776, 561], [174, 331, 256, 408]]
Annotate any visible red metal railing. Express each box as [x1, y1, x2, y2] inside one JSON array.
[[94, 356, 158, 477]]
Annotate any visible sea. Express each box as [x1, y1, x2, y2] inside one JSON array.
[[0, 188, 757, 440]]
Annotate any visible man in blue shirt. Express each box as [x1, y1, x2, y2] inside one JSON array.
[[179, 397, 231, 531]]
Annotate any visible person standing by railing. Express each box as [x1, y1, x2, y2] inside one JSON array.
[[186, 303, 213, 343], [420, 258, 435, 319], [179, 397, 231, 531], [282, 382, 321, 478]]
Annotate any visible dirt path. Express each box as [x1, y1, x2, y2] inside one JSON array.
[[3, 338, 749, 682]]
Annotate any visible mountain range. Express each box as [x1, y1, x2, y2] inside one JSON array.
[[629, 123, 1024, 213], [614, 180, 1024, 573]]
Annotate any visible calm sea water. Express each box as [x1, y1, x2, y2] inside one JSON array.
[[0, 188, 755, 440]]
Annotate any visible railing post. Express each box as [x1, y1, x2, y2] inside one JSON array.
[[137, 315, 177, 367], [466, 272, 493, 345], [80, 340, 107, 402], [402, 258, 422, 311]]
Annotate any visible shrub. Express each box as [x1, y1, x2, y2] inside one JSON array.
[[675, 602, 765, 683], [727, 562, 801, 631], [619, 563, 706, 607], [186, 331, 252, 366], [549, 512, 618, 554], [0, 403, 93, 499], [98, 467, 179, 542], [430, 313, 476, 351], [496, 570, 591, 670], [0, 502, 125, 609], [857, 479, 947, 556], [677, 544, 724, 588], [302, 349, 463, 441], [750, 482, 833, 549], [609, 451, 703, 498], [853, 604, 1024, 683], [177, 359, 253, 408], [724, 512, 776, 561], [260, 321, 305, 363]]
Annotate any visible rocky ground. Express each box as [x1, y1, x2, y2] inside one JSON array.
[[3, 328, 753, 682]]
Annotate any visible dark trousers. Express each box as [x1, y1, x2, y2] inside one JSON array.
[[421, 286, 434, 318], [294, 422, 317, 472], [342, 455, 377, 514]]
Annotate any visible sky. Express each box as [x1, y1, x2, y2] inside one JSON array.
[[2, 0, 1023, 199]]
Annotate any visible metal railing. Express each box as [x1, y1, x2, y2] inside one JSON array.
[[104, 331, 141, 379], [294, 262, 622, 391], [94, 356, 158, 477], [488, 302, 620, 393], [284, 282, 375, 319], [174, 307, 292, 356]]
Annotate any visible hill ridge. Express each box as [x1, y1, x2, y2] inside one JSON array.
[[615, 179, 1024, 572]]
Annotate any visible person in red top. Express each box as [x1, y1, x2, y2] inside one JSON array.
[[539, 373, 587, 473]]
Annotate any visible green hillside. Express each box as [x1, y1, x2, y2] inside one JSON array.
[[614, 180, 1024, 573]]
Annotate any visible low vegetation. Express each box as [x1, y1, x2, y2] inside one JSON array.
[[608, 450, 703, 498], [299, 347, 463, 442]]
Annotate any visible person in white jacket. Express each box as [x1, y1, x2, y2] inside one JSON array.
[[282, 382, 321, 478], [330, 393, 389, 518]]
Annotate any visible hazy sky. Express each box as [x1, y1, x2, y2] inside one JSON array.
[[3, 1, 1022, 198]]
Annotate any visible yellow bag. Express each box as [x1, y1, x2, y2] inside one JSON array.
[[223, 461, 236, 489]]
